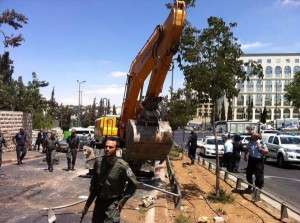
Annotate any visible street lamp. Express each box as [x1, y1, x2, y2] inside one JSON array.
[[169, 60, 175, 100], [275, 81, 281, 129], [77, 80, 86, 126]]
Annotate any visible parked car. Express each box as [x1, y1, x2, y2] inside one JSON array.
[[79, 135, 92, 151], [265, 134, 300, 167], [240, 135, 251, 149], [57, 138, 68, 153], [197, 136, 224, 157]]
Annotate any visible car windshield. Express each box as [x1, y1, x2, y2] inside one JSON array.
[[207, 139, 223, 145], [280, 137, 300, 144]]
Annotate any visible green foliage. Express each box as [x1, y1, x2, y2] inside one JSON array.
[[0, 9, 28, 48], [284, 71, 300, 108], [165, 87, 197, 131], [174, 214, 191, 223], [169, 144, 183, 159], [261, 106, 267, 124], [207, 187, 234, 203]]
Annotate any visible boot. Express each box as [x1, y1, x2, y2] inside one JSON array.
[[71, 165, 75, 171], [67, 158, 71, 171]]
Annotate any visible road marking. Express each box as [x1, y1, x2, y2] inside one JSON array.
[[265, 175, 300, 182]]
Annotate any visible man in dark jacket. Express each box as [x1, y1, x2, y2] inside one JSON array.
[[82, 136, 137, 223], [232, 134, 244, 173], [186, 130, 198, 165], [44, 130, 61, 172], [13, 127, 28, 165], [66, 128, 80, 171]]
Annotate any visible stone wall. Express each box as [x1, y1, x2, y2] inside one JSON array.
[[0, 111, 32, 152]]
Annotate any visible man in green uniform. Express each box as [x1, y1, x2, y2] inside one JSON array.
[[66, 128, 80, 171], [44, 130, 61, 172], [0, 129, 8, 169], [82, 136, 138, 223]]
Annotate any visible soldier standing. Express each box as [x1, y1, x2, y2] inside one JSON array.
[[0, 129, 8, 168], [44, 130, 61, 172], [13, 127, 28, 165], [81, 136, 137, 223], [66, 128, 80, 171]]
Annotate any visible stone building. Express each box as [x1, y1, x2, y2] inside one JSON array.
[[0, 111, 32, 151]]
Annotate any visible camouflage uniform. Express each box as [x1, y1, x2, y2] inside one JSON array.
[[66, 134, 80, 170], [44, 135, 60, 172], [90, 156, 137, 223]]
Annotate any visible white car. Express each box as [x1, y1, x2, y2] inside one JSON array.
[[198, 137, 224, 157], [240, 135, 251, 149]]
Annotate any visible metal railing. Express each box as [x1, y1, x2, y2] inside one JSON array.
[[196, 154, 300, 221], [165, 156, 182, 209]]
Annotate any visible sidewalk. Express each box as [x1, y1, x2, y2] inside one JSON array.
[[2, 149, 45, 165]]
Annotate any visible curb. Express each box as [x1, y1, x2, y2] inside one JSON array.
[[2, 154, 45, 165]]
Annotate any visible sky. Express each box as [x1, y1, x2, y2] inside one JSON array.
[[1, 0, 300, 108]]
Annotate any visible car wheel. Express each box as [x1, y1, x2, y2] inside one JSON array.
[[277, 154, 286, 168]]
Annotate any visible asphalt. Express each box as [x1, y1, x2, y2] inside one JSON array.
[[1, 149, 45, 165]]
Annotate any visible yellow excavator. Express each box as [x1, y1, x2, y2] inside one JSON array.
[[92, 1, 185, 172]]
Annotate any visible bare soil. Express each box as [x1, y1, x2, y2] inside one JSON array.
[[164, 155, 299, 223], [120, 154, 299, 223]]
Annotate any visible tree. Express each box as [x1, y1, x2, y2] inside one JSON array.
[[260, 106, 267, 124], [178, 17, 248, 196], [112, 105, 117, 115], [107, 99, 111, 115], [165, 87, 197, 132], [0, 51, 13, 83], [47, 87, 58, 117], [90, 98, 97, 124], [0, 9, 28, 48], [284, 71, 300, 108], [97, 98, 105, 117], [220, 100, 226, 120]]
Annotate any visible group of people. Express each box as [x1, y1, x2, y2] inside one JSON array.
[[1, 127, 138, 222], [186, 130, 269, 191]]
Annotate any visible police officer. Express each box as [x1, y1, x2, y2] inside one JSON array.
[[35, 129, 44, 152], [222, 135, 234, 172], [82, 136, 137, 223], [244, 133, 268, 190], [66, 128, 80, 171], [13, 127, 28, 165], [186, 130, 197, 165], [44, 130, 61, 172], [0, 129, 8, 168]]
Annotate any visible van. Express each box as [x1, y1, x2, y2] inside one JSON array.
[[70, 127, 94, 138]]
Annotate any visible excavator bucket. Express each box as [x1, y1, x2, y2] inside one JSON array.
[[123, 119, 173, 164]]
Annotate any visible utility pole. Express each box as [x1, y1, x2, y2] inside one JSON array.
[[77, 80, 86, 126]]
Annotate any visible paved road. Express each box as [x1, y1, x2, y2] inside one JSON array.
[[173, 129, 300, 212]]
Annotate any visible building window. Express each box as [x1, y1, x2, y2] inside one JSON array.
[[237, 95, 244, 106], [257, 59, 262, 64], [284, 66, 291, 78], [286, 59, 290, 63], [294, 66, 300, 74], [275, 95, 281, 106], [275, 81, 282, 92], [267, 59, 271, 63], [255, 94, 262, 106], [256, 80, 263, 92], [265, 94, 271, 106], [295, 59, 299, 63], [276, 59, 281, 63], [275, 66, 282, 78], [247, 80, 253, 92], [265, 80, 272, 92], [265, 66, 272, 78], [284, 98, 290, 106], [237, 81, 244, 92]]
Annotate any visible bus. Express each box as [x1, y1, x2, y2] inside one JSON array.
[[215, 120, 262, 136]]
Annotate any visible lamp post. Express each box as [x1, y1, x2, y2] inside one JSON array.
[[275, 81, 280, 129], [77, 80, 86, 126], [168, 60, 175, 100]]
